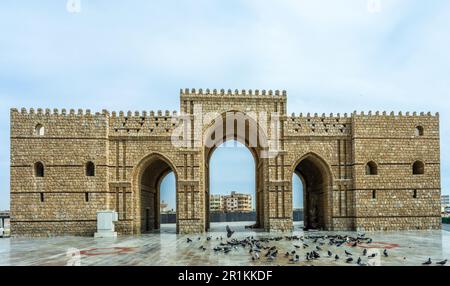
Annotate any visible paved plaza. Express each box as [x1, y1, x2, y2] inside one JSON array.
[[0, 222, 449, 266]]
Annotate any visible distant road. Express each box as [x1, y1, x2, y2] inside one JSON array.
[[443, 224, 450, 232]]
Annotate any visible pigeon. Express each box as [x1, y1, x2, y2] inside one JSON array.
[[294, 245, 301, 249], [351, 241, 358, 247], [436, 259, 447, 266], [290, 255, 300, 263], [284, 252, 290, 257], [199, 246, 206, 251], [335, 254, 340, 260], [312, 251, 320, 259], [316, 246, 322, 251], [383, 249, 388, 257], [328, 250, 333, 257], [346, 257, 353, 263], [422, 258, 432, 265], [187, 238, 192, 243], [306, 253, 312, 261], [226, 225, 235, 238], [267, 255, 276, 261], [368, 253, 377, 258], [345, 250, 352, 256], [363, 249, 367, 256], [357, 257, 362, 265]]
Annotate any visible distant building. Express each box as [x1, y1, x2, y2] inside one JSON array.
[[442, 195, 449, 206], [210, 195, 223, 212], [209, 192, 253, 212], [0, 210, 10, 230], [223, 192, 252, 212], [441, 195, 449, 213]]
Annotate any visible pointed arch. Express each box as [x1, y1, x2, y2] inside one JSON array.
[[202, 110, 269, 231], [34, 161, 45, 177], [85, 161, 95, 176], [132, 152, 178, 234], [292, 152, 333, 230]]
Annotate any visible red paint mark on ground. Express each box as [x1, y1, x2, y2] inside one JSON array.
[[80, 247, 136, 256], [345, 242, 400, 249]]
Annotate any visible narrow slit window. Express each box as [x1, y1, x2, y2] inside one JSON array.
[[34, 162, 44, 177], [415, 126, 424, 136], [40, 192, 44, 202], [413, 189, 417, 199], [35, 124, 44, 136], [86, 161, 95, 177], [85, 192, 89, 202], [372, 190, 377, 199]]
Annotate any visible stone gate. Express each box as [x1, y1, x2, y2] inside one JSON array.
[[10, 89, 441, 236]]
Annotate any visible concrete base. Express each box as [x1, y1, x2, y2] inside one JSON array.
[[94, 231, 117, 238]]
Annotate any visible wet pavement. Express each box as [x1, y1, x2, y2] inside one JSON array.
[[0, 222, 449, 266]]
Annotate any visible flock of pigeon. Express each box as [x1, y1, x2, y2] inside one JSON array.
[[185, 225, 448, 266]]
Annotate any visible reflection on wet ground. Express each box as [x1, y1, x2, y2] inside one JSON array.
[[0, 222, 449, 266]]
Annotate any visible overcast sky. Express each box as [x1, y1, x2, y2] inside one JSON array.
[[1, 0, 449, 210]]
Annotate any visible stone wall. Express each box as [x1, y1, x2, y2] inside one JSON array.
[[9, 91, 441, 236]]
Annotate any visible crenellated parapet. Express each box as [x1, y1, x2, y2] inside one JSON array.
[[109, 110, 180, 136], [10, 108, 109, 138], [286, 111, 439, 137], [350, 110, 439, 118], [287, 112, 352, 136], [349, 110, 440, 138], [12, 107, 110, 117], [10, 108, 182, 138], [180, 88, 287, 99]]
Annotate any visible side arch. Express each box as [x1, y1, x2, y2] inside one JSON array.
[[291, 152, 333, 230], [131, 152, 178, 234]]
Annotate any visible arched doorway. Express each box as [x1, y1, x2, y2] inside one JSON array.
[[293, 153, 332, 230], [203, 111, 268, 231], [136, 154, 177, 233], [292, 173, 304, 229], [159, 172, 176, 232], [207, 140, 256, 231]]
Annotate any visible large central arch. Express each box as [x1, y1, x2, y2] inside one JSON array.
[[203, 111, 269, 231], [292, 153, 332, 230]]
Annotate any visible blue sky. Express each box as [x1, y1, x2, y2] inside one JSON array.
[[1, 0, 449, 210]]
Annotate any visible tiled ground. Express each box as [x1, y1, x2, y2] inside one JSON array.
[[0, 222, 449, 266]]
